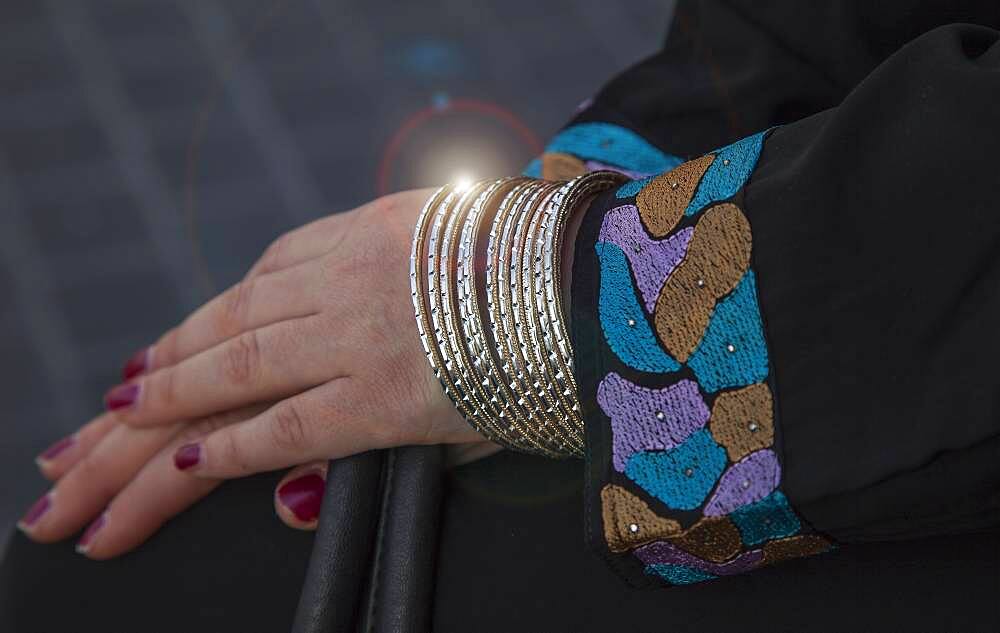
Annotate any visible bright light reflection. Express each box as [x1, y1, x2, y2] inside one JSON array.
[[452, 172, 475, 192]]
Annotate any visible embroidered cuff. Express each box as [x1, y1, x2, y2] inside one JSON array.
[[568, 129, 835, 587]]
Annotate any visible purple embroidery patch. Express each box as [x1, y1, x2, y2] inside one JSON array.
[[598, 205, 693, 312], [704, 449, 781, 516], [598, 373, 710, 472], [634, 541, 763, 576]]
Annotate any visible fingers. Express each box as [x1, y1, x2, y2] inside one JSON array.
[[18, 422, 181, 543], [109, 316, 342, 428], [77, 405, 267, 559], [274, 461, 328, 530], [175, 378, 373, 479], [35, 412, 119, 481], [152, 263, 321, 370], [246, 212, 353, 278]]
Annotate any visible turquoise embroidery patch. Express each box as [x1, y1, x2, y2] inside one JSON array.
[[615, 176, 653, 199], [596, 241, 681, 373], [522, 157, 542, 177], [688, 271, 769, 393], [545, 122, 682, 174], [645, 564, 717, 585], [684, 131, 765, 217], [624, 429, 727, 510], [730, 491, 801, 546]]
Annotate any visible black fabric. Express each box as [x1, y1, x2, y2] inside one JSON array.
[[434, 453, 1000, 633], [1, 454, 997, 632], [568, 3, 1000, 559], [574, 0, 1000, 158], [743, 24, 1000, 541], [0, 471, 315, 632]]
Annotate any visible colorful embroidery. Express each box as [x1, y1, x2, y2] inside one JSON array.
[[522, 157, 542, 177], [666, 516, 742, 563], [729, 491, 800, 545], [637, 154, 715, 237], [683, 131, 765, 217], [598, 373, 709, 472], [654, 203, 752, 363], [624, 429, 728, 510], [592, 130, 831, 587], [541, 152, 587, 180], [708, 383, 774, 461], [703, 449, 781, 516], [616, 176, 654, 199], [635, 541, 763, 576], [761, 535, 832, 565], [599, 205, 692, 312], [542, 122, 683, 174], [645, 564, 716, 585], [595, 242, 681, 373], [686, 272, 769, 393], [601, 484, 681, 552]]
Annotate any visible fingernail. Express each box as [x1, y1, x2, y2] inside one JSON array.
[[174, 443, 201, 471], [104, 382, 140, 411], [76, 513, 106, 554], [277, 472, 325, 522], [18, 494, 52, 531], [121, 346, 152, 380], [37, 435, 75, 464]]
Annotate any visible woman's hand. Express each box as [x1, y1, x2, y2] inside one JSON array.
[[20, 189, 499, 558], [104, 189, 490, 475]]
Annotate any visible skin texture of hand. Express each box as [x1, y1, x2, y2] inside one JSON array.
[[20, 188, 502, 559]]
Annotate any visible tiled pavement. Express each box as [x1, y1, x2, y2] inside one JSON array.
[[0, 0, 673, 548]]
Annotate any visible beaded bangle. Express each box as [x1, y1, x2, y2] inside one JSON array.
[[411, 172, 624, 457]]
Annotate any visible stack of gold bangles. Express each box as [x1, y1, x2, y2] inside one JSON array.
[[410, 172, 626, 458]]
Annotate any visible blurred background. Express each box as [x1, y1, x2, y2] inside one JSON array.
[[0, 1, 674, 545]]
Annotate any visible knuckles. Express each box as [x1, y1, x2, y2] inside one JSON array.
[[270, 402, 310, 453], [222, 331, 262, 387]]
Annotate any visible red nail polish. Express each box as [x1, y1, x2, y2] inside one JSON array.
[[76, 513, 106, 553], [104, 383, 140, 411], [19, 494, 52, 529], [277, 472, 325, 522], [121, 346, 151, 380], [38, 436, 75, 462], [174, 443, 201, 470]]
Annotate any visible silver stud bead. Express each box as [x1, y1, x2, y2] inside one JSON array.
[[655, 411, 665, 421], [741, 479, 751, 489], [629, 523, 639, 533], [696, 279, 705, 288], [684, 467, 695, 477], [670, 182, 679, 190], [723, 159, 731, 166], [726, 344, 736, 353], [627, 318, 636, 327], [633, 244, 642, 253], [748, 421, 759, 432]]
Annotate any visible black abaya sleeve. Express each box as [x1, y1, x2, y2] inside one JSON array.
[[565, 23, 1000, 586]]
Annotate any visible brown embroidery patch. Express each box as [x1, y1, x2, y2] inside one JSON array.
[[761, 535, 832, 566], [666, 516, 742, 563], [654, 203, 752, 361], [541, 152, 587, 180], [601, 484, 681, 553], [636, 154, 714, 237], [709, 383, 775, 461]]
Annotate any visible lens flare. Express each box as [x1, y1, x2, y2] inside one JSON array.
[[452, 173, 475, 192]]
